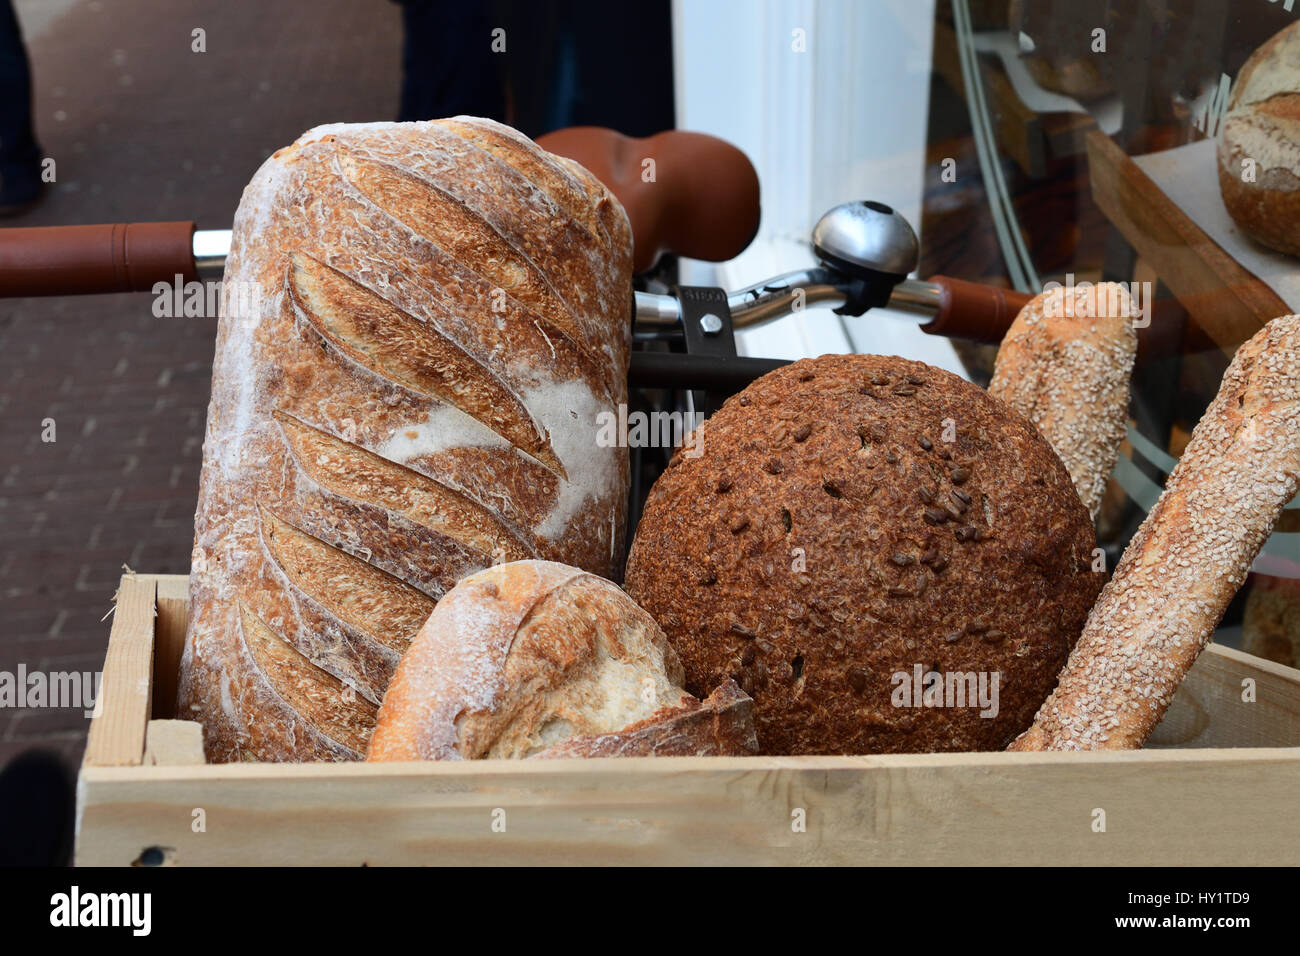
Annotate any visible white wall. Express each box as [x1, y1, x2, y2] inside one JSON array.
[[13, 0, 82, 40], [672, 0, 965, 376]]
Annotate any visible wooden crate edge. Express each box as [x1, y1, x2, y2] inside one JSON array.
[[77, 741, 1300, 788], [82, 574, 156, 768], [75, 745, 1300, 866]]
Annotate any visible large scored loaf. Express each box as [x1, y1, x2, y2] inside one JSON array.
[[178, 118, 634, 762]]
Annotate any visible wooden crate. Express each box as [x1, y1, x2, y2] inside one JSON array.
[[76, 573, 1300, 865]]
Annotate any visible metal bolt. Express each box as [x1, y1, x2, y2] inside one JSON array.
[[700, 313, 723, 335]]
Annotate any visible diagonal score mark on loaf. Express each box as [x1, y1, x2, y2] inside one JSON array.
[[273, 410, 535, 564], [259, 505, 435, 656], [438, 119, 618, 252], [238, 602, 379, 755], [336, 149, 591, 363], [287, 252, 567, 480]]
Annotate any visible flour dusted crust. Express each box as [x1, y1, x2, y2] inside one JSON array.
[[178, 119, 633, 762], [1218, 21, 1300, 256], [1011, 315, 1300, 750], [989, 282, 1136, 520], [533, 682, 758, 758], [365, 560, 759, 760]]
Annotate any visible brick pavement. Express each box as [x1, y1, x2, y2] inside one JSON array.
[[0, 0, 402, 767]]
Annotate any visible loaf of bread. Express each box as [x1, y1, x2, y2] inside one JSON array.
[[1218, 21, 1300, 257], [1242, 573, 1300, 668], [989, 281, 1136, 520], [1010, 0, 1118, 101], [1011, 314, 1300, 750], [178, 119, 634, 762], [625, 354, 1104, 755], [366, 561, 759, 760]]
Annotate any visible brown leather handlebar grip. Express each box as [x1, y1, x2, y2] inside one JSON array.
[[921, 275, 1033, 345], [0, 221, 197, 297], [537, 127, 760, 274]]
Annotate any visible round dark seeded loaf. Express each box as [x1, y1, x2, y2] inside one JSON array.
[[624, 353, 1105, 755]]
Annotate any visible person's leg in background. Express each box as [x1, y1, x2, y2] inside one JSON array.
[[0, 0, 43, 215], [390, 1, 673, 138], [394, 0, 506, 122], [483, 0, 674, 140]]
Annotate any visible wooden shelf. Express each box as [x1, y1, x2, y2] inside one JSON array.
[[1086, 130, 1289, 353], [933, 20, 1097, 178]]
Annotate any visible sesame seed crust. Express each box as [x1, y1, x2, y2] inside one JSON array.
[[989, 282, 1137, 520], [1010, 314, 1300, 751]]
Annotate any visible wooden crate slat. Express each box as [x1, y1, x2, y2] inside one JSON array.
[[144, 720, 205, 766], [75, 750, 1300, 866], [1150, 643, 1300, 748], [151, 574, 188, 721], [82, 575, 157, 767]]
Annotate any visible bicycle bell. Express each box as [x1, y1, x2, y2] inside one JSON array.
[[811, 200, 920, 316]]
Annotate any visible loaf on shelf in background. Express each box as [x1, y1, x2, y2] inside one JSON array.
[[366, 561, 759, 760], [1010, 0, 1118, 101], [178, 118, 634, 762], [1218, 20, 1300, 257], [625, 354, 1104, 755], [989, 281, 1137, 521]]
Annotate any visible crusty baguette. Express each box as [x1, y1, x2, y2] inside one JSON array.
[[366, 560, 758, 761], [989, 281, 1136, 520], [178, 119, 633, 762], [1010, 314, 1300, 750]]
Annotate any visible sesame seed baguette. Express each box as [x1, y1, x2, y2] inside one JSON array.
[[1010, 314, 1300, 751], [989, 282, 1137, 520]]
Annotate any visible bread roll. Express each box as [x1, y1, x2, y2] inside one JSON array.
[[1009, 0, 1121, 101], [178, 119, 633, 762], [989, 281, 1136, 520], [1218, 21, 1300, 257], [366, 561, 759, 760], [625, 354, 1104, 755], [1011, 314, 1300, 750]]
